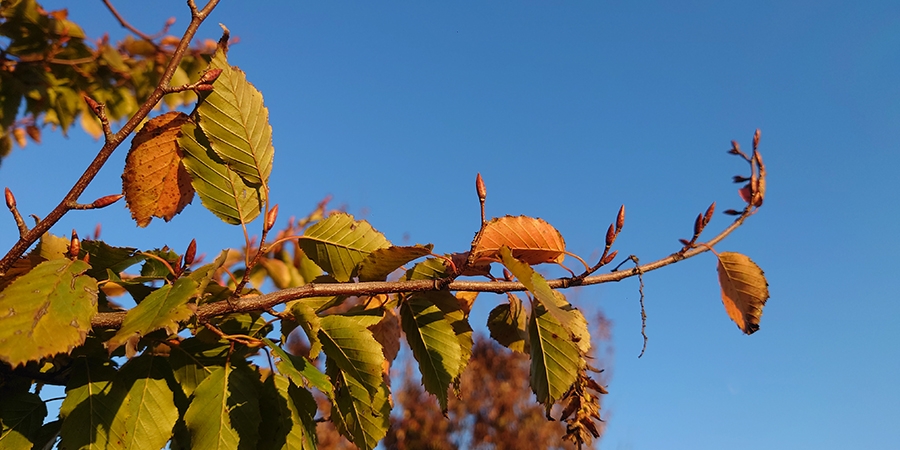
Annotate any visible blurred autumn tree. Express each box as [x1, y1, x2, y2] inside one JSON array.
[[0, 1, 770, 450]]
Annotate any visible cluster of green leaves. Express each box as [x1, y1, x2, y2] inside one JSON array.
[[0, 0, 213, 163]]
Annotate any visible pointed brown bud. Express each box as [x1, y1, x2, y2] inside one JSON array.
[[693, 213, 704, 236], [83, 95, 102, 115], [679, 238, 692, 247], [25, 125, 41, 143], [265, 204, 279, 232], [605, 223, 615, 247], [192, 84, 215, 92], [616, 205, 625, 233], [600, 250, 618, 266], [199, 68, 223, 84], [733, 175, 750, 183], [475, 173, 487, 202], [184, 239, 197, 267], [753, 129, 761, 151], [69, 229, 81, 260], [5, 187, 15, 209], [93, 223, 102, 240], [91, 194, 124, 208], [730, 140, 740, 153], [503, 268, 513, 281], [724, 209, 742, 216], [703, 202, 715, 226]]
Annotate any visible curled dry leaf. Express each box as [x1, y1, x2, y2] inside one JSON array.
[[122, 111, 195, 227], [471, 215, 566, 266], [716, 251, 769, 334]]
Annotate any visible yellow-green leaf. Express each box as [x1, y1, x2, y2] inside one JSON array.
[[184, 363, 261, 450], [327, 358, 390, 450], [299, 213, 391, 282], [499, 246, 574, 334], [107, 277, 199, 353], [357, 244, 433, 281], [400, 295, 462, 411], [529, 291, 585, 407], [318, 315, 385, 400], [0, 259, 97, 367]]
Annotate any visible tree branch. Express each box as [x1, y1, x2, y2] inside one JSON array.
[[90, 207, 754, 329], [0, 0, 221, 276]]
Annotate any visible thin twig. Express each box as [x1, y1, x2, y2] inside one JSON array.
[[102, 0, 159, 46], [0, 0, 221, 277], [90, 207, 753, 329]]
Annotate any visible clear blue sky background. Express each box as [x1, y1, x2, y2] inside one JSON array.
[[3, 1, 899, 449]]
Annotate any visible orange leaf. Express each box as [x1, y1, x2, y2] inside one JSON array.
[[471, 215, 566, 266], [122, 112, 195, 227], [716, 251, 770, 334]]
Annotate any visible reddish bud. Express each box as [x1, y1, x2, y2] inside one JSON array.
[[4, 187, 15, 209], [693, 213, 704, 236], [601, 250, 618, 266], [503, 268, 513, 281], [83, 95, 101, 115], [730, 140, 741, 153], [753, 129, 761, 151], [93, 223, 102, 240], [265, 204, 279, 232], [724, 209, 742, 216], [91, 194, 124, 208], [165, 17, 177, 27], [184, 239, 197, 267], [69, 229, 80, 259], [199, 68, 223, 84], [616, 204, 625, 233], [25, 125, 41, 143], [703, 202, 715, 225], [192, 84, 215, 92], [475, 173, 487, 201], [679, 238, 692, 247], [605, 223, 615, 247]]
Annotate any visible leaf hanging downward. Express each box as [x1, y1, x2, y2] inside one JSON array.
[[716, 251, 770, 334], [122, 111, 194, 227], [472, 215, 566, 265]]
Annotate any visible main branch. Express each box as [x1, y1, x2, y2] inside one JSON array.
[[90, 207, 754, 329]]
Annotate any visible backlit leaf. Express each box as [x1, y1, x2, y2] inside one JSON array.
[[487, 294, 529, 353], [529, 292, 584, 407], [122, 111, 194, 227], [716, 251, 770, 334], [472, 215, 566, 265], [0, 390, 47, 449], [327, 357, 390, 450], [107, 277, 199, 353], [257, 373, 318, 450], [59, 358, 117, 449], [263, 338, 332, 395], [179, 119, 264, 225], [357, 244, 433, 281], [197, 46, 274, 187], [0, 259, 97, 367], [318, 315, 385, 400], [184, 363, 261, 450], [400, 295, 462, 411], [299, 213, 391, 282]]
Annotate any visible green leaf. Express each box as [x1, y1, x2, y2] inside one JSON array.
[[357, 244, 433, 281], [81, 240, 141, 280], [168, 337, 228, 397], [107, 277, 199, 352], [0, 259, 97, 367], [184, 363, 261, 450], [318, 315, 385, 400], [400, 295, 461, 411], [299, 213, 390, 282], [59, 358, 117, 449], [0, 389, 47, 449], [263, 338, 332, 395], [327, 358, 390, 450], [487, 294, 529, 353], [402, 257, 451, 281], [197, 47, 275, 187], [257, 374, 318, 450], [499, 246, 574, 334], [287, 301, 322, 357], [106, 354, 181, 450], [180, 119, 264, 225], [528, 291, 584, 407]]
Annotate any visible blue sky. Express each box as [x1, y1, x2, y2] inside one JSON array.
[[4, 1, 899, 448]]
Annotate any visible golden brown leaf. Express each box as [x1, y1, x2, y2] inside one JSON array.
[[122, 111, 194, 227], [471, 215, 566, 266], [716, 251, 769, 334]]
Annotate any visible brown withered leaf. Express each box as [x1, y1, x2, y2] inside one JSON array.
[[122, 111, 194, 227], [716, 251, 769, 334], [471, 215, 566, 266]]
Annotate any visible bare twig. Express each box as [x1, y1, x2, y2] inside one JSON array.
[[0, 0, 221, 276], [90, 207, 754, 329], [102, 0, 159, 47]]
